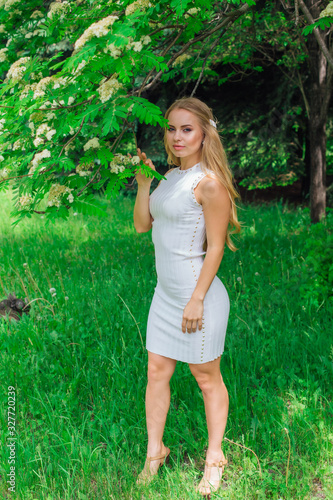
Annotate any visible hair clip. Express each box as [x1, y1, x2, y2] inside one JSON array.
[[209, 119, 217, 128]]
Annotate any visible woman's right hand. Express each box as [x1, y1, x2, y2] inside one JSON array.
[[135, 148, 156, 186]]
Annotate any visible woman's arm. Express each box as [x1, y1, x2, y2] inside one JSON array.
[[181, 177, 231, 334], [133, 149, 155, 233]]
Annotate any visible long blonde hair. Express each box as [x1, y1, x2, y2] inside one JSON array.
[[164, 97, 241, 251]]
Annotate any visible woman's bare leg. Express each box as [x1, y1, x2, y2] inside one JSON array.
[[189, 357, 229, 490], [144, 351, 177, 473]]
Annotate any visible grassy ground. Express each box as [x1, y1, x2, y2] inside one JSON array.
[[0, 189, 332, 500]]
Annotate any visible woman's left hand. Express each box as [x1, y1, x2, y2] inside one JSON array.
[[182, 297, 204, 333]]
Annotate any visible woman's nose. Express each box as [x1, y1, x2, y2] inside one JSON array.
[[174, 130, 181, 141]]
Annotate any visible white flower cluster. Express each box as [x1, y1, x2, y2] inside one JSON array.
[[0, 48, 8, 62], [128, 35, 151, 53], [72, 59, 87, 75], [131, 155, 140, 165], [46, 111, 56, 121], [64, 142, 75, 156], [110, 155, 125, 174], [76, 163, 92, 177], [47, 183, 74, 207], [125, 0, 152, 16], [47, 1, 70, 19], [33, 76, 54, 99], [33, 123, 56, 147], [3, 0, 20, 11], [13, 139, 26, 151], [320, 2, 333, 17], [27, 28, 47, 38], [83, 137, 100, 151], [53, 76, 69, 89], [29, 71, 43, 81], [20, 83, 37, 100], [74, 15, 118, 51], [6, 57, 30, 82], [18, 194, 33, 209], [47, 39, 73, 54], [0, 168, 9, 181], [28, 121, 35, 134], [103, 43, 122, 58], [104, 35, 151, 56], [30, 10, 44, 19], [0, 154, 4, 162], [185, 7, 199, 18], [173, 53, 191, 67], [0, 118, 6, 135], [109, 154, 140, 174], [0, 25, 6, 34], [28, 149, 51, 175], [97, 77, 123, 103]]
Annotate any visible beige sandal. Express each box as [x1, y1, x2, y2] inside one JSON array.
[[136, 447, 170, 484], [197, 457, 228, 498]]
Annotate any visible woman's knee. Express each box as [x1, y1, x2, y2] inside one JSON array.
[[147, 353, 176, 382], [189, 365, 222, 393]]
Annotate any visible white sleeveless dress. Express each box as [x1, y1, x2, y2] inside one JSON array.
[[146, 163, 230, 364]]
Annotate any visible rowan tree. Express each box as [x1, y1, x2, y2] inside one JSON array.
[[0, 0, 254, 224]]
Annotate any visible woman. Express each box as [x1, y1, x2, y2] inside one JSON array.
[[133, 97, 240, 497]]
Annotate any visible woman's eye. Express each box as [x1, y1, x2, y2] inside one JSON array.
[[184, 128, 192, 132]]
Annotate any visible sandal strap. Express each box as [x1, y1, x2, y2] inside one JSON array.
[[205, 459, 228, 468], [146, 448, 170, 464]]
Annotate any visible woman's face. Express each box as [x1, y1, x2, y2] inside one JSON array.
[[166, 108, 204, 166]]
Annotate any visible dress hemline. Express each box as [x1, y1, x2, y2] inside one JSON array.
[[146, 347, 224, 365]]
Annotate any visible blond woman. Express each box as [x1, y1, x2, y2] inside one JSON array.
[[134, 97, 240, 497]]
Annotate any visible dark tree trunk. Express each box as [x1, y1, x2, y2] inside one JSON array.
[[308, 104, 326, 221], [301, 121, 311, 200], [305, 0, 332, 222]]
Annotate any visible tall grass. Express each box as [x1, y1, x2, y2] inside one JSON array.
[[0, 190, 332, 500]]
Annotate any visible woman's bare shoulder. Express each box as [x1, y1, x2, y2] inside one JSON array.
[[196, 174, 229, 205]]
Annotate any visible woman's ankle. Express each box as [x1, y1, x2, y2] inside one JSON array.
[[205, 448, 225, 462], [147, 442, 166, 457]]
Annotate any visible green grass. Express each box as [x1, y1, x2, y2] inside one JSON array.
[[0, 190, 332, 500]]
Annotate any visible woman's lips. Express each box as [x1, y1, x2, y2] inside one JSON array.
[[173, 145, 185, 150]]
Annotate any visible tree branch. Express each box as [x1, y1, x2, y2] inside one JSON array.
[[137, 1, 253, 95], [0, 168, 54, 184], [298, 0, 333, 69], [137, 27, 186, 97], [34, 96, 96, 112], [190, 32, 225, 97], [58, 114, 86, 158]]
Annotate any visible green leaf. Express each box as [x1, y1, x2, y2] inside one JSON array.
[[302, 17, 333, 35], [170, 0, 191, 16], [72, 195, 108, 217], [101, 104, 128, 136], [104, 173, 126, 198], [97, 148, 114, 167]]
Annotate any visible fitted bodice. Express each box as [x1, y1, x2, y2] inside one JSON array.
[[149, 163, 207, 295]]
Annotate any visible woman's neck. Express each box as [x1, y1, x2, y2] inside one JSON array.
[[180, 154, 202, 170]]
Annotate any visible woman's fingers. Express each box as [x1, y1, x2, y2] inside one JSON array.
[[182, 299, 204, 334], [137, 148, 155, 170], [182, 318, 200, 334], [190, 321, 197, 333]]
